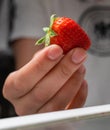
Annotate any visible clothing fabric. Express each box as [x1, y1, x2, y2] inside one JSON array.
[[0, 0, 44, 50]]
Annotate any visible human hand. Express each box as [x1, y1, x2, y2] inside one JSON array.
[[3, 45, 88, 115]]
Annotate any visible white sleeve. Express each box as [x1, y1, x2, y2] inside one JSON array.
[[10, 0, 48, 41]]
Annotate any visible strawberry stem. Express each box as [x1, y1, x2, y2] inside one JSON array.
[[35, 14, 57, 46]]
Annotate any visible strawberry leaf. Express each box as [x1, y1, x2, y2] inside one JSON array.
[[50, 29, 57, 37], [50, 14, 56, 28], [35, 36, 45, 45], [43, 27, 49, 33]]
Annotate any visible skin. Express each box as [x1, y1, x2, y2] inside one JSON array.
[[3, 38, 88, 116]]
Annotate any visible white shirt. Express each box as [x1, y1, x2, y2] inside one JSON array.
[[0, 0, 45, 49]]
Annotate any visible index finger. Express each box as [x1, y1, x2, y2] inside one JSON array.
[[3, 45, 63, 98]]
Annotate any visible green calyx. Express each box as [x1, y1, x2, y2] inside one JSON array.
[[35, 14, 57, 46]]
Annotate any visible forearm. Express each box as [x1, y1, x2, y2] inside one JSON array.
[[11, 38, 43, 69]]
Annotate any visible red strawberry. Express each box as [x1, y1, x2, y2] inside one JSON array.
[[36, 14, 91, 54]]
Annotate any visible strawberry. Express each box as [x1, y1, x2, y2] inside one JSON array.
[[36, 14, 91, 54]]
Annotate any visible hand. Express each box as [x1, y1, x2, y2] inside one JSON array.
[[3, 45, 88, 115]]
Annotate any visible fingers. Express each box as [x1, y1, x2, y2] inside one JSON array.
[[3, 45, 63, 98], [14, 65, 86, 115], [37, 65, 86, 113], [66, 80, 88, 109], [3, 46, 87, 116]]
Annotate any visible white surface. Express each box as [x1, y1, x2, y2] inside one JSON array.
[[0, 104, 110, 130]]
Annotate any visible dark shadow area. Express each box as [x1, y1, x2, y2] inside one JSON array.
[[0, 50, 17, 118]]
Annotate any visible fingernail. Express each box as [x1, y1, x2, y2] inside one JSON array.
[[72, 49, 87, 64], [48, 45, 63, 60]]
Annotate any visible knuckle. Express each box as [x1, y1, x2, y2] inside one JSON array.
[[3, 71, 27, 100], [11, 79, 24, 95], [15, 105, 26, 116], [3, 72, 16, 99], [10, 72, 28, 95], [33, 57, 48, 73], [15, 102, 33, 116], [60, 63, 72, 78]]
